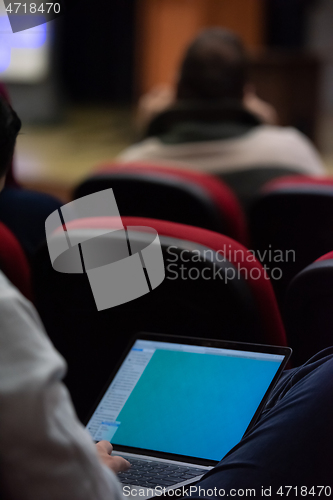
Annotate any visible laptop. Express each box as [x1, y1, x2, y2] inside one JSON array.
[[86, 333, 291, 498]]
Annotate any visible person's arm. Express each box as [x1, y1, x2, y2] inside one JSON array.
[[243, 86, 279, 125], [0, 272, 129, 500]]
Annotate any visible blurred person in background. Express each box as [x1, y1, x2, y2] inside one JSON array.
[[119, 28, 324, 179]]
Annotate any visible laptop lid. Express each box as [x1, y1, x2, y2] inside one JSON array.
[[86, 333, 291, 466]]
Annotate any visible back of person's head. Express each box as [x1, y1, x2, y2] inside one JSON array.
[[0, 95, 21, 178], [177, 28, 248, 102]]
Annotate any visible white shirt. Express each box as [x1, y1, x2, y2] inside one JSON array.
[[119, 125, 325, 176], [0, 271, 123, 500]]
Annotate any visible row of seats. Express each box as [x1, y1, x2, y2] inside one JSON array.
[[29, 213, 333, 419], [2, 157, 333, 419], [4, 160, 333, 312], [73, 163, 333, 308]]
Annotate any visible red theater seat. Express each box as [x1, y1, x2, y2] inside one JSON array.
[[218, 166, 305, 213], [32, 217, 285, 420], [73, 163, 248, 245], [262, 175, 333, 191], [285, 250, 333, 366], [0, 221, 32, 300], [250, 175, 333, 307]]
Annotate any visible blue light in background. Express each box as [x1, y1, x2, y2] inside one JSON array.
[[0, 15, 46, 72]]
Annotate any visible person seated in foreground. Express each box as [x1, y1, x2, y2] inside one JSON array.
[[1, 97, 333, 499], [0, 82, 63, 260], [0, 95, 130, 500], [119, 28, 324, 182]]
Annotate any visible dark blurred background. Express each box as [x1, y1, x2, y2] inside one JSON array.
[[1, 0, 332, 197]]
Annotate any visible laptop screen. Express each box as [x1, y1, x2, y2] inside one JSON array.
[[86, 337, 288, 462]]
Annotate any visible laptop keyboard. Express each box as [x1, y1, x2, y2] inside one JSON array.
[[118, 457, 206, 488]]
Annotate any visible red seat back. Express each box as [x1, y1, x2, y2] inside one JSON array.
[[250, 175, 333, 306], [285, 250, 333, 365], [73, 162, 248, 245], [263, 175, 333, 192]]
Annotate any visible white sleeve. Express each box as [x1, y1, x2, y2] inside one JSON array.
[[0, 272, 123, 500]]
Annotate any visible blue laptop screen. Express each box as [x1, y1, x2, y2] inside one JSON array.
[[86, 339, 284, 462]]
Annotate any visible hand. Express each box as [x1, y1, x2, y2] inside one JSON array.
[[96, 441, 131, 474], [136, 85, 175, 131], [243, 85, 279, 125]]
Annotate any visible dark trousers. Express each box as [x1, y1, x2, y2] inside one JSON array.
[[191, 348, 333, 499]]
